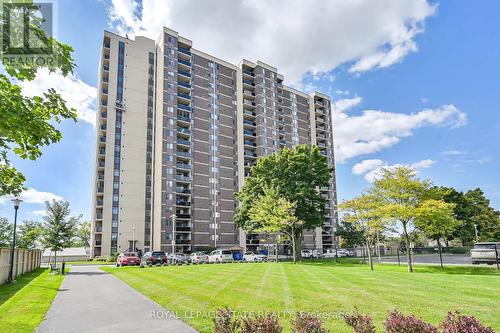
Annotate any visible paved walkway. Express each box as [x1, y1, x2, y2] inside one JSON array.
[[37, 265, 197, 333]]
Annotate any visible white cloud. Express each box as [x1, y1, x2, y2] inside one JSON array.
[[0, 188, 63, 205], [333, 101, 467, 162], [353, 158, 436, 182], [19, 69, 97, 126], [31, 210, 47, 217], [107, 0, 436, 82]]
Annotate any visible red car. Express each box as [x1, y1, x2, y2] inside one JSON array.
[[116, 252, 140, 266]]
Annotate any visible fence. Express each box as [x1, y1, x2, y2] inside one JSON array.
[[0, 247, 42, 285]]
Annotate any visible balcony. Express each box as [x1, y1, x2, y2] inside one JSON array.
[[95, 226, 103, 232], [101, 112, 107, 118], [177, 151, 191, 158], [176, 213, 191, 219], [243, 90, 255, 98], [178, 70, 191, 78], [177, 104, 192, 112], [96, 199, 103, 206], [99, 148, 106, 155], [176, 175, 191, 182], [178, 59, 191, 67], [244, 110, 255, 118], [177, 92, 191, 100], [243, 69, 254, 76], [178, 47, 191, 56], [176, 187, 191, 194], [243, 130, 256, 137], [177, 126, 191, 135], [244, 140, 256, 147], [95, 240, 102, 246], [177, 115, 191, 123], [243, 79, 254, 86], [177, 138, 191, 146], [244, 151, 257, 158], [103, 65, 109, 72], [176, 226, 191, 232], [98, 160, 105, 168], [176, 239, 191, 245], [178, 81, 191, 89], [99, 136, 106, 143], [175, 200, 191, 206], [176, 163, 191, 170], [97, 187, 104, 193], [244, 120, 256, 127]]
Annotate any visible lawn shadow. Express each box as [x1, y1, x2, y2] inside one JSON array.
[[413, 265, 500, 276], [0, 268, 46, 306], [293, 258, 368, 268]]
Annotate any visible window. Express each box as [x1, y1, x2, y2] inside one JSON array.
[[167, 106, 174, 113], [166, 143, 173, 149]]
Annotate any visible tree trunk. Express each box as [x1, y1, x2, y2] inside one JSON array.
[[54, 250, 57, 273], [437, 237, 443, 268], [402, 223, 413, 272], [275, 238, 279, 263], [291, 229, 296, 264], [366, 240, 374, 271]]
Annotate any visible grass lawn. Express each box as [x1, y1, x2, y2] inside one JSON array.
[[0, 268, 64, 333], [102, 260, 500, 333]]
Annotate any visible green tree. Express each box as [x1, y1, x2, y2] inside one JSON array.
[[336, 219, 365, 248], [248, 187, 303, 263], [415, 199, 459, 267], [428, 186, 499, 245], [0, 217, 13, 247], [235, 145, 333, 258], [339, 194, 383, 271], [42, 200, 80, 264], [17, 220, 44, 249], [0, 1, 76, 196], [369, 167, 432, 272], [73, 221, 91, 248]]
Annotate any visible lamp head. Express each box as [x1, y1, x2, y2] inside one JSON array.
[[12, 198, 22, 209]]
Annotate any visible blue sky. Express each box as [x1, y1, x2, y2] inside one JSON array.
[[1, 0, 499, 222]]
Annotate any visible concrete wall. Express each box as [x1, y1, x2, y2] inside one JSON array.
[[0, 247, 42, 285]]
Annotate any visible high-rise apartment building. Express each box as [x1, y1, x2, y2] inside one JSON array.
[[91, 27, 338, 258]]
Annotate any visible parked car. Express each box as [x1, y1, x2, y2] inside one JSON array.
[[208, 249, 233, 263], [168, 252, 190, 264], [243, 251, 267, 262], [190, 252, 209, 264], [337, 249, 349, 257], [471, 242, 500, 265], [301, 249, 323, 259], [323, 249, 337, 258], [140, 251, 169, 267], [116, 252, 140, 266]]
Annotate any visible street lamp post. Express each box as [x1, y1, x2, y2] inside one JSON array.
[[473, 224, 479, 243], [8, 198, 22, 283], [171, 214, 176, 253], [132, 226, 136, 252]]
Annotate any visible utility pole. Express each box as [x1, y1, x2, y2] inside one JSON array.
[[132, 226, 136, 252], [171, 214, 176, 254]]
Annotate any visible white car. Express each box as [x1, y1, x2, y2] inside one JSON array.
[[190, 252, 209, 264], [323, 249, 337, 258], [243, 251, 267, 262], [471, 242, 500, 265], [301, 249, 323, 259], [208, 249, 233, 263]]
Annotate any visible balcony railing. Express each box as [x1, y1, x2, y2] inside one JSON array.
[[176, 213, 191, 219], [177, 92, 191, 100], [244, 140, 256, 147], [176, 163, 191, 170], [176, 200, 191, 206], [177, 126, 191, 135], [178, 59, 191, 67], [176, 188, 191, 194], [244, 120, 255, 126], [178, 47, 191, 56], [177, 115, 191, 122], [178, 81, 191, 89], [244, 130, 255, 136], [178, 70, 191, 78], [97, 187, 104, 193], [177, 151, 191, 158], [177, 104, 192, 112], [243, 79, 254, 86], [243, 69, 254, 76], [176, 175, 191, 182], [177, 138, 191, 146]]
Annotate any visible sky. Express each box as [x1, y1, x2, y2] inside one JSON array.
[[1, 0, 499, 223]]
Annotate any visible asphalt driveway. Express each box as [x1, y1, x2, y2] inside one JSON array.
[[37, 265, 197, 333]]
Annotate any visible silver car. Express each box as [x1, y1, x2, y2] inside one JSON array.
[[471, 242, 500, 265], [168, 252, 190, 264], [190, 252, 209, 264]]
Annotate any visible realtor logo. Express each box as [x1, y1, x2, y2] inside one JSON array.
[[1, 0, 55, 67]]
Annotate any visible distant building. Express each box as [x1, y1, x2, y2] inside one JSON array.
[[91, 27, 338, 257], [42, 247, 89, 263]]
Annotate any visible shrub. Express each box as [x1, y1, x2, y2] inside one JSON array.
[[440, 311, 494, 333], [343, 309, 376, 333], [292, 312, 328, 333], [384, 310, 437, 333], [213, 308, 240, 333], [240, 314, 282, 333]]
